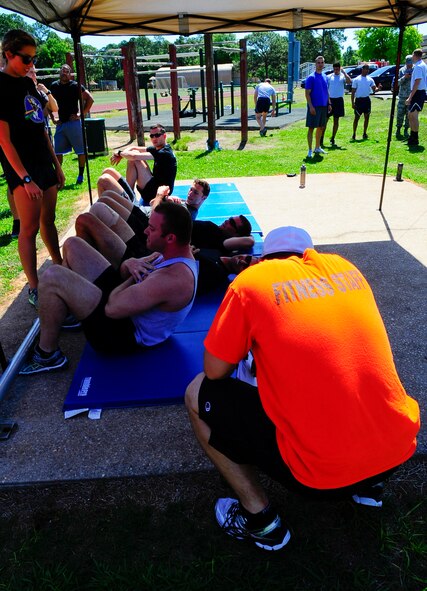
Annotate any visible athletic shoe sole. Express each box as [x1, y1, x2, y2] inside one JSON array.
[[255, 529, 291, 551], [20, 356, 68, 375]]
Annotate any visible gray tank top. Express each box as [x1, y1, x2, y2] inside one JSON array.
[[131, 257, 198, 347]]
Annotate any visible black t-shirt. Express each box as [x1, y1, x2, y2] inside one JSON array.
[[50, 80, 85, 122], [191, 220, 226, 252], [0, 71, 51, 181], [146, 144, 177, 193]]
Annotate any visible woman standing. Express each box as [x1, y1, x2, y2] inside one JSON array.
[[0, 29, 64, 308]]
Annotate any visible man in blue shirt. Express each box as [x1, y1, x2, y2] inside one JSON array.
[[304, 56, 330, 158]]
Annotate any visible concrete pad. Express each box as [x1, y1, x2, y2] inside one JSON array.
[[0, 173, 425, 486]]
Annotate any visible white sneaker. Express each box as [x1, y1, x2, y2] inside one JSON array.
[[307, 149, 313, 158], [314, 147, 326, 154]]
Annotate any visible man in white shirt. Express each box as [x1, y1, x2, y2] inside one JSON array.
[[254, 79, 276, 137], [324, 62, 352, 146], [405, 49, 427, 146], [351, 64, 381, 141]]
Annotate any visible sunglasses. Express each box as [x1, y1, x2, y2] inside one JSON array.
[[15, 52, 38, 65], [149, 132, 164, 138], [228, 217, 240, 231]]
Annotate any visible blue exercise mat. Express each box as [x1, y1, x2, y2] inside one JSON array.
[[63, 182, 263, 415], [64, 331, 206, 412]]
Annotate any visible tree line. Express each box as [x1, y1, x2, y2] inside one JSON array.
[[1, 13, 422, 87]]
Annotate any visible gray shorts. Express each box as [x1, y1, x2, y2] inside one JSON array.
[[54, 120, 84, 155], [306, 106, 327, 128]]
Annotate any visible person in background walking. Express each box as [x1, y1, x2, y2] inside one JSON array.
[[351, 64, 381, 141], [254, 78, 276, 137]]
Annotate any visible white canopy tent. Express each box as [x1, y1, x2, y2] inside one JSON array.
[[1, 1, 427, 35], [1, 0, 427, 208]]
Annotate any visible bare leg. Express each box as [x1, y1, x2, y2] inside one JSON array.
[[185, 373, 269, 513], [331, 117, 339, 140], [78, 154, 86, 170], [408, 110, 419, 132], [99, 191, 134, 217], [363, 113, 370, 136], [97, 172, 126, 197], [38, 266, 101, 352], [75, 211, 128, 268], [13, 185, 42, 289], [7, 188, 19, 220], [315, 127, 324, 150], [126, 159, 152, 191], [90, 201, 135, 243], [307, 127, 314, 150], [39, 185, 62, 265], [353, 113, 360, 137]]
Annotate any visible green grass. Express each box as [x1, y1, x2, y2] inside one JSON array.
[[1, 94, 426, 302], [173, 96, 427, 186], [0, 462, 425, 590]]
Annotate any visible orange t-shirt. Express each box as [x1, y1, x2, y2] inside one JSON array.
[[204, 250, 420, 489]]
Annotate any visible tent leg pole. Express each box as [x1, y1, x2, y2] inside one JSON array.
[[0, 320, 40, 402], [379, 24, 405, 211], [72, 33, 93, 206]]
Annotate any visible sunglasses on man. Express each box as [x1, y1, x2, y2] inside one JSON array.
[[149, 132, 164, 138], [15, 52, 38, 65], [228, 216, 243, 231]]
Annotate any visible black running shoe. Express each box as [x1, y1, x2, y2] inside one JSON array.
[[215, 498, 291, 551], [61, 313, 82, 330]]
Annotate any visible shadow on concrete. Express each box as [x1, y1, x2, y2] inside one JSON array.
[[0, 239, 425, 486]]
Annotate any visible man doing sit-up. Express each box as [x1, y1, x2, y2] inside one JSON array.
[[20, 202, 198, 374]]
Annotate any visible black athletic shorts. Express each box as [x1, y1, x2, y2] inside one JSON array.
[[198, 376, 399, 499], [355, 96, 371, 116], [127, 206, 149, 236], [328, 97, 345, 118], [81, 266, 138, 354], [408, 89, 426, 112], [136, 177, 158, 205], [255, 97, 271, 114], [6, 159, 58, 193]]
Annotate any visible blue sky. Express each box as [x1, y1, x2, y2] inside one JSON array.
[[1, 7, 426, 51]]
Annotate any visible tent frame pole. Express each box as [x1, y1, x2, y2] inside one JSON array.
[[71, 31, 93, 205], [378, 21, 406, 211]]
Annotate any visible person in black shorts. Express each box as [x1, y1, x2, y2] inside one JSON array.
[[253, 79, 276, 136], [0, 29, 64, 309], [323, 62, 351, 146], [405, 48, 427, 146], [20, 201, 197, 375], [351, 64, 381, 140], [98, 124, 177, 205]]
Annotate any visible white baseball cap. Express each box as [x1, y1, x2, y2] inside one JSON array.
[[262, 226, 313, 256]]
